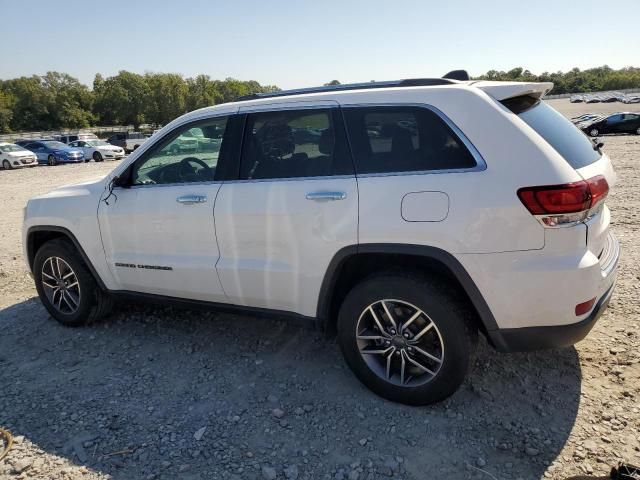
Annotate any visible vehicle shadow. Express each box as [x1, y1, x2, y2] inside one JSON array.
[[0, 298, 582, 479]]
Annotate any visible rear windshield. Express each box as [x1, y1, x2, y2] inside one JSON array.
[[503, 97, 601, 169]]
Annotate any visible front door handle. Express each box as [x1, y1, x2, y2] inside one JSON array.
[[176, 194, 207, 205], [305, 191, 347, 202]]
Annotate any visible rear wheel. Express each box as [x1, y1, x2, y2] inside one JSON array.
[[2, 159, 12, 170], [47, 155, 57, 166], [337, 273, 476, 405], [93, 151, 103, 162], [589, 128, 599, 137], [33, 239, 112, 326]]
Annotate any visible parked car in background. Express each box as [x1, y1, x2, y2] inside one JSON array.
[[581, 112, 640, 137], [0, 142, 38, 169], [107, 132, 148, 153], [15, 137, 53, 147], [22, 140, 85, 165], [54, 133, 99, 144], [68, 139, 125, 162]]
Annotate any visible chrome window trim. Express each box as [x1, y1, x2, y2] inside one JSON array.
[[125, 180, 223, 190], [238, 100, 339, 114], [339, 102, 487, 176], [222, 174, 355, 185]]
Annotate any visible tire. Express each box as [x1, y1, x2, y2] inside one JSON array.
[[93, 151, 103, 162], [48, 155, 57, 166], [33, 239, 112, 327], [2, 159, 12, 170], [636, 127, 640, 135], [589, 128, 599, 137], [337, 273, 477, 405]]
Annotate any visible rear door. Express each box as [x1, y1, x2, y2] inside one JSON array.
[[214, 102, 358, 316], [28, 142, 48, 162]]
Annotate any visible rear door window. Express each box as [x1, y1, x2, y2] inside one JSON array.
[[503, 98, 601, 169], [343, 106, 477, 174], [239, 109, 352, 180]]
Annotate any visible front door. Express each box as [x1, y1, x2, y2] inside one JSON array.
[[98, 113, 234, 302], [214, 103, 358, 317]]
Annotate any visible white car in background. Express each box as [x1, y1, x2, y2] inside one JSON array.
[[68, 139, 125, 162], [0, 142, 38, 169]]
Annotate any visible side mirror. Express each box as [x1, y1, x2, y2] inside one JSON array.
[[113, 166, 132, 188]]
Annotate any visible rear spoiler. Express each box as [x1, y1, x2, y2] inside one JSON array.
[[471, 81, 554, 101]]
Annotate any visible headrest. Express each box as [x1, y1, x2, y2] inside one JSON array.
[[259, 123, 295, 158], [318, 128, 335, 155]]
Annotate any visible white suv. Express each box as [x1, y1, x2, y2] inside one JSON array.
[[22, 72, 619, 405]]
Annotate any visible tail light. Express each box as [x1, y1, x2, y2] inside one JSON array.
[[518, 175, 608, 227]]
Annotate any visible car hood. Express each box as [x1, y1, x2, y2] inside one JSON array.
[[8, 151, 35, 158], [31, 176, 108, 200]]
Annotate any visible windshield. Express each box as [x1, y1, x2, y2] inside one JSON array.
[[0, 144, 28, 153], [505, 98, 601, 169], [43, 141, 68, 149]]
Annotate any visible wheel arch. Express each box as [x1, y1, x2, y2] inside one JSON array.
[[26, 226, 107, 290], [317, 244, 500, 345]]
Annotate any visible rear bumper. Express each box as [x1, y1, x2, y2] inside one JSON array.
[[489, 281, 615, 352], [458, 229, 620, 352]]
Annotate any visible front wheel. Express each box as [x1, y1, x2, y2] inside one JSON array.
[[589, 128, 599, 137], [93, 151, 103, 162], [2, 159, 12, 170], [48, 155, 57, 166], [337, 274, 476, 405], [33, 239, 112, 326], [636, 127, 640, 135]]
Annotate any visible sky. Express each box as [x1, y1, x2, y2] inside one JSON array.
[[1, 0, 639, 90]]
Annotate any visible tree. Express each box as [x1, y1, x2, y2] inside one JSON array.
[[93, 71, 150, 128], [145, 73, 188, 126], [0, 90, 15, 133]]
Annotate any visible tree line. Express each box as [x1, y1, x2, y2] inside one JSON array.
[[0, 71, 278, 133], [1, 65, 639, 134], [474, 65, 640, 95]]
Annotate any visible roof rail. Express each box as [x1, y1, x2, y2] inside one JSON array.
[[237, 74, 466, 101]]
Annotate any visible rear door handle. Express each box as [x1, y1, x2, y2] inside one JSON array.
[[176, 194, 207, 205], [305, 191, 347, 201]]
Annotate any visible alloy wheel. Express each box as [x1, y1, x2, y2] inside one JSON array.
[[355, 299, 444, 387], [2, 160, 11, 170], [41, 256, 81, 315]]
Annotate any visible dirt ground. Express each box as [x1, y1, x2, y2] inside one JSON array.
[[0, 103, 639, 480]]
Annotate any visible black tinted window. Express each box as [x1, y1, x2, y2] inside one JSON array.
[[514, 100, 601, 169], [240, 109, 350, 180], [343, 106, 476, 174]]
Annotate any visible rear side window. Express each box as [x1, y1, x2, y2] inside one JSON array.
[[343, 106, 477, 174], [240, 109, 351, 180], [504, 98, 601, 169]]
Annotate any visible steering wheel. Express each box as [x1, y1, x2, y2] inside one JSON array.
[[178, 157, 213, 181]]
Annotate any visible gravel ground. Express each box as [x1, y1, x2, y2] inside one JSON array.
[[1, 114, 639, 479]]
